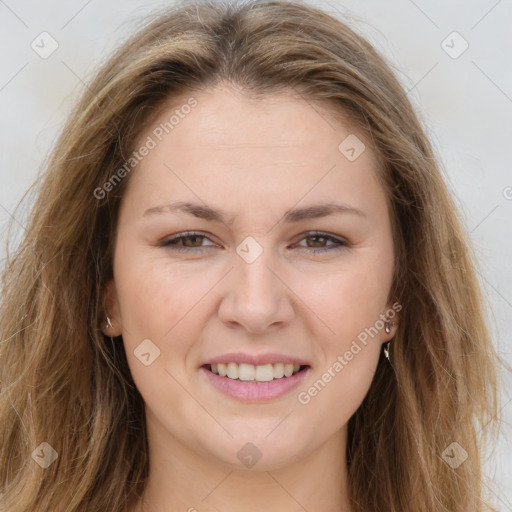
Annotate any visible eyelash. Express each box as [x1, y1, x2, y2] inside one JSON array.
[[158, 231, 348, 254]]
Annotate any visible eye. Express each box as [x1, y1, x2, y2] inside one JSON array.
[[293, 231, 348, 253], [159, 231, 218, 252]]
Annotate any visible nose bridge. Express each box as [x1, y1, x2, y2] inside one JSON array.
[[238, 249, 274, 292], [218, 237, 294, 332], [234, 233, 273, 280], [235, 240, 280, 306]]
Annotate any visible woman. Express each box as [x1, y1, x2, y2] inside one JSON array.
[[0, 0, 504, 510]]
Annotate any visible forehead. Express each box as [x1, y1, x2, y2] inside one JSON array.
[[146, 85, 369, 152], [121, 85, 386, 220]]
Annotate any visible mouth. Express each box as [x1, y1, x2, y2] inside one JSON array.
[[200, 362, 311, 402], [203, 362, 309, 382]]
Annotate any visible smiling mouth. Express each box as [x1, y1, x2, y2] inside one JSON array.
[[203, 362, 309, 382]]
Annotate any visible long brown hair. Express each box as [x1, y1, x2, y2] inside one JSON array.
[[0, 1, 505, 510]]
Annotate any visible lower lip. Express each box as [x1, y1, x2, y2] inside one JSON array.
[[200, 366, 311, 402]]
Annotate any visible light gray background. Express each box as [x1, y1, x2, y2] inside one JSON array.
[[0, 0, 511, 507]]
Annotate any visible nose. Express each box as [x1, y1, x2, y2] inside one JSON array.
[[217, 248, 295, 334]]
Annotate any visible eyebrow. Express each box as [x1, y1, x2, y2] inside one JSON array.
[[143, 200, 366, 225]]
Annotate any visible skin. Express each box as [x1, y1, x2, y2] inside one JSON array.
[[103, 84, 399, 512]]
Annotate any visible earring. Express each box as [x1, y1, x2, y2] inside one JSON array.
[[383, 341, 391, 360], [105, 316, 113, 330], [383, 321, 392, 361]]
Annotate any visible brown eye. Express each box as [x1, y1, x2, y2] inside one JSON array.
[[295, 232, 347, 252], [160, 231, 217, 252], [305, 234, 329, 248], [180, 234, 205, 247]]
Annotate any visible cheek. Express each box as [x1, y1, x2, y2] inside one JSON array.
[[113, 253, 222, 388], [313, 258, 391, 337], [297, 264, 387, 420], [114, 250, 213, 336], [114, 259, 198, 414], [299, 348, 378, 433], [302, 255, 390, 395]]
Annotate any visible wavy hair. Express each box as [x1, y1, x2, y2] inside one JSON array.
[[0, 0, 504, 510]]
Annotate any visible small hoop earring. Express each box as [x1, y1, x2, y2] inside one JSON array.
[[105, 316, 113, 330]]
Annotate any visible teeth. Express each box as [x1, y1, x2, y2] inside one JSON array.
[[208, 362, 304, 381], [227, 363, 238, 379], [217, 363, 227, 377], [239, 363, 255, 381], [255, 364, 274, 382], [273, 362, 284, 378]]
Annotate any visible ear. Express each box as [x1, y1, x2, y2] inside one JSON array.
[[383, 300, 401, 341], [102, 279, 122, 337]]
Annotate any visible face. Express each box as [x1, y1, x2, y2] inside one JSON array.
[[104, 84, 399, 471]]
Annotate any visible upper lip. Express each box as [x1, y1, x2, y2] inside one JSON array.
[[201, 352, 311, 367]]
